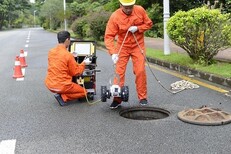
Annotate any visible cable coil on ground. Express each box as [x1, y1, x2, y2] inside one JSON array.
[[131, 33, 200, 94], [170, 80, 199, 90]]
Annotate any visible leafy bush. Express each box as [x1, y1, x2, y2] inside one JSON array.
[[87, 10, 111, 41], [104, 0, 119, 12], [167, 7, 231, 65], [42, 19, 50, 30], [71, 10, 111, 41], [71, 17, 87, 39]]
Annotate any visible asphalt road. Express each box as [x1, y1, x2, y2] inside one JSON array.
[[0, 28, 231, 154]]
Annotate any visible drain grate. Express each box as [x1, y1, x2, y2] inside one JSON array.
[[178, 106, 231, 126], [119, 107, 170, 120]]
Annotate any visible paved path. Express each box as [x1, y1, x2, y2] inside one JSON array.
[[145, 37, 231, 62]]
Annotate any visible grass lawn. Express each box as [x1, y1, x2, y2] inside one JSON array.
[[146, 48, 231, 78]]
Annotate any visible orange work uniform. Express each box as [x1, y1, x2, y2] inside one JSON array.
[[104, 5, 153, 100], [45, 44, 87, 102]]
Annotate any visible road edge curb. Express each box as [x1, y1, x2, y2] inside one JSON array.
[[146, 57, 231, 89]]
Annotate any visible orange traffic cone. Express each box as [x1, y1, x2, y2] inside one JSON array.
[[19, 49, 27, 67], [13, 56, 24, 79]]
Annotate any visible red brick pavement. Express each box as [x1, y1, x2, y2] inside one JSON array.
[[145, 37, 231, 62]]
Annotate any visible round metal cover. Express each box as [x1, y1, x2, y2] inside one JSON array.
[[119, 107, 170, 120], [178, 106, 231, 126]]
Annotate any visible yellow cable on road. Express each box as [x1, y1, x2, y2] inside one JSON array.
[[83, 83, 102, 105]]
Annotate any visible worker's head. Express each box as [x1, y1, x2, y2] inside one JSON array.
[[57, 31, 71, 47], [119, 0, 135, 15]]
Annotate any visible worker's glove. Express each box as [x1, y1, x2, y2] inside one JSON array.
[[83, 57, 92, 65], [72, 51, 78, 57], [111, 54, 119, 64], [128, 26, 138, 33]]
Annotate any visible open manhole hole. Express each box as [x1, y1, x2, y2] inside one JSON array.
[[119, 107, 170, 120], [178, 106, 231, 126]]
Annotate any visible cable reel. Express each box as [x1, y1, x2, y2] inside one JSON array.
[[100, 86, 129, 102], [101, 73, 129, 102]]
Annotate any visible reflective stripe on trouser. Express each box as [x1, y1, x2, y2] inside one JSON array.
[[60, 83, 87, 102], [115, 46, 147, 100]]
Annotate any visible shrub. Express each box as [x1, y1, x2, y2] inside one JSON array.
[[87, 10, 111, 41], [167, 7, 231, 65], [42, 19, 50, 30], [71, 17, 87, 39]]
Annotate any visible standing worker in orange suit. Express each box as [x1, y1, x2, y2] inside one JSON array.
[[104, 0, 153, 109], [45, 31, 91, 106]]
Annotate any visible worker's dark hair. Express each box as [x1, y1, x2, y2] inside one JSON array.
[[57, 31, 70, 43]]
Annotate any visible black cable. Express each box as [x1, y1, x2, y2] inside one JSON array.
[[132, 33, 183, 94]]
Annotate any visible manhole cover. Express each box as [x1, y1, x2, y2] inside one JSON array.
[[178, 106, 231, 126], [119, 107, 170, 120]]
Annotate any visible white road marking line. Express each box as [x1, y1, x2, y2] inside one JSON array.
[[0, 139, 16, 154], [21, 68, 25, 76], [26, 40, 29, 43], [24, 51, 27, 57], [16, 77, 24, 81], [25, 44, 29, 48]]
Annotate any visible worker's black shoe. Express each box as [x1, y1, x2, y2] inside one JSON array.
[[110, 97, 122, 109], [139, 99, 148, 106], [54, 93, 67, 106], [110, 101, 121, 109]]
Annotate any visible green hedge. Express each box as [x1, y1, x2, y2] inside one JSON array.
[[167, 7, 231, 65]]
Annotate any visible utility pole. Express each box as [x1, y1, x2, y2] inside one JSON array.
[[64, 0, 67, 30], [33, 10, 37, 27], [163, 0, 170, 55]]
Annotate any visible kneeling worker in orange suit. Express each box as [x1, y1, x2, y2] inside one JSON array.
[[104, 0, 153, 109], [45, 31, 92, 106]]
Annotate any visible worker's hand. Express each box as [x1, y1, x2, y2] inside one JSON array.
[[72, 51, 78, 57], [83, 57, 92, 65], [111, 54, 118, 64], [128, 26, 138, 33]]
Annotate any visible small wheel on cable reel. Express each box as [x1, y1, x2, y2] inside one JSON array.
[[87, 93, 94, 100], [101, 86, 108, 102], [121, 86, 129, 102]]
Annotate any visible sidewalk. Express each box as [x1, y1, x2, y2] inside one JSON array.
[[145, 37, 231, 62]]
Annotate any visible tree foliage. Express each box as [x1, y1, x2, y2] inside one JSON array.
[[71, 17, 88, 38], [1, 0, 231, 41], [87, 10, 111, 41], [167, 7, 231, 65], [146, 3, 163, 37], [71, 9, 111, 40], [40, 0, 63, 30], [0, 0, 30, 29]]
